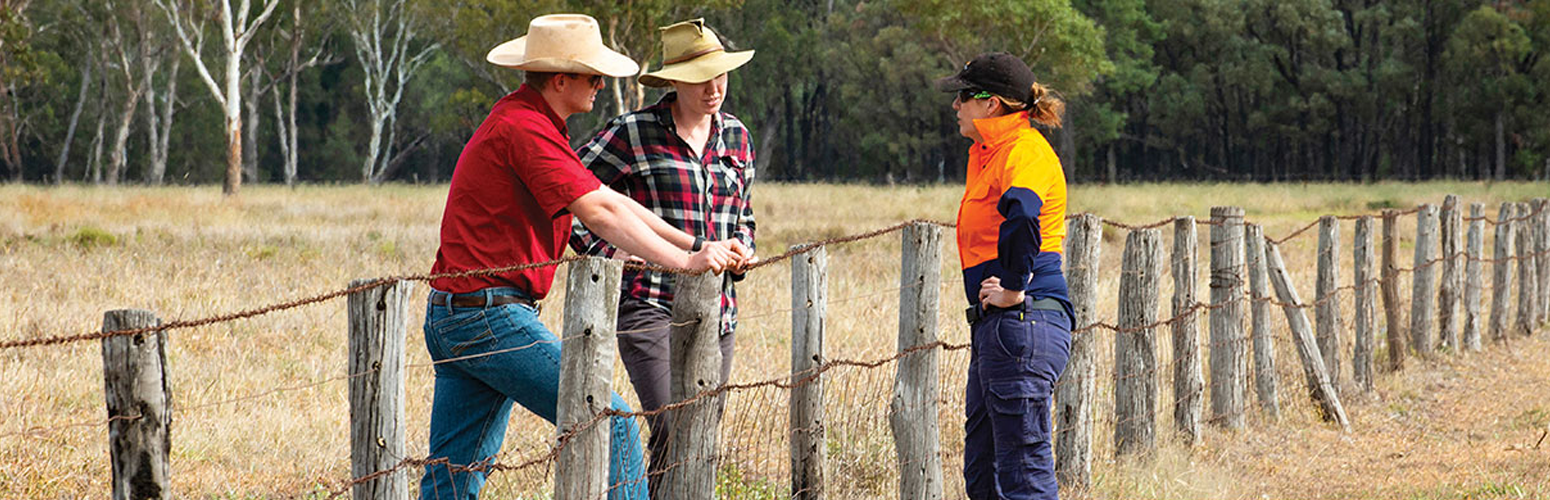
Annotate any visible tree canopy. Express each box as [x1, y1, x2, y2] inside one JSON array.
[[3, 0, 1548, 186]]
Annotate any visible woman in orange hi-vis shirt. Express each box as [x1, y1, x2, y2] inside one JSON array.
[[937, 52, 1072, 500]]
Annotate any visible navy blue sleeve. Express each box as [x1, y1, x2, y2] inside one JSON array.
[[996, 186, 1044, 291]]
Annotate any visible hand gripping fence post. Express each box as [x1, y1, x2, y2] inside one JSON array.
[[102, 309, 171, 500], [347, 279, 412, 500], [1170, 216, 1203, 446], [1244, 223, 1280, 418], [555, 257, 623, 500], [890, 222, 944, 500], [1315, 216, 1343, 395], [1208, 206, 1247, 430], [1463, 203, 1485, 352], [1490, 202, 1516, 344], [1115, 227, 1162, 458], [1410, 204, 1439, 355], [789, 245, 827, 500], [1263, 238, 1350, 431], [1056, 214, 1100, 487], [1352, 216, 1377, 392], [663, 270, 726, 498]]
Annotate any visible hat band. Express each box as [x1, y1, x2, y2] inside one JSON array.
[[664, 46, 724, 65]]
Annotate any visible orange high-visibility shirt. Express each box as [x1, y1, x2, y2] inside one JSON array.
[[956, 110, 1069, 313]]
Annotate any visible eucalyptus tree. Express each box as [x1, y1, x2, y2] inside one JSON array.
[[343, 0, 437, 184], [153, 0, 280, 195]]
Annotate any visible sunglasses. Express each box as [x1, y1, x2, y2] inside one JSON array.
[[957, 89, 994, 102], [568, 74, 605, 87]]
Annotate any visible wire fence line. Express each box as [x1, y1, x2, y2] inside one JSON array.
[[6, 196, 1547, 499]]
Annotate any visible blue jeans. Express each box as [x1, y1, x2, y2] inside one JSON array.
[[418, 287, 647, 500], [964, 303, 1072, 500]]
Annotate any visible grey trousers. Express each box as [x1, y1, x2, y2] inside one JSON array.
[[615, 297, 735, 497]]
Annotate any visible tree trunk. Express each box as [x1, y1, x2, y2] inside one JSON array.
[[1494, 110, 1505, 181], [223, 45, 243, 195], [243, 67, 262, 183], [57, 57, 93, 184], [107, 83, 147, 186], [146, 56, 179, 185]]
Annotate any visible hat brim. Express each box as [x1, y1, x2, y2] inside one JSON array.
[[486, 36, 641, 78], [934, 74, 975, 92], [639, 50, 754, 88]]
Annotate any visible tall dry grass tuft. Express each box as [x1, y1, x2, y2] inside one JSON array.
[[2, 182, 1549, 499]]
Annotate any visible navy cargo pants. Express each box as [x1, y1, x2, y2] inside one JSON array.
[[964, 299, 1072, 500]]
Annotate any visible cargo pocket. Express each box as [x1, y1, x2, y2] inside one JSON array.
[[987, 378, 1052, 444]]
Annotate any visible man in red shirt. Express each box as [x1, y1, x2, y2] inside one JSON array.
[[419, 14, 749, 500]]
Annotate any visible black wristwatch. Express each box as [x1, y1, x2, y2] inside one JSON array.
[[691, 236, 705, 252]]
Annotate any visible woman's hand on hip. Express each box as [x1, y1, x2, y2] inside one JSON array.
[[978, 276, 1026, 309]]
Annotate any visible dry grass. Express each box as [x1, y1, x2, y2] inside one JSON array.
[[1, 181, 1547, 499]]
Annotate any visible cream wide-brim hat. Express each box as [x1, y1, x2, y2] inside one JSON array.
[[638, 19, 753, 88], [486, 14, 639, 78]]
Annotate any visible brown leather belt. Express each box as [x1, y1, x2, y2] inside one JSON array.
[[447, 294, 537, 310]]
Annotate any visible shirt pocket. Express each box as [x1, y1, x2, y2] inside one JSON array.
[[711, 157, 748, 199]]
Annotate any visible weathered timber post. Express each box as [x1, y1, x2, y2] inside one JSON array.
[[102, 309, 171, 500], [1352, 216, 1376, 392], [1244, 224, 1279, 418], [1208, 206, 1247, 429], [1262, 240, 1351, 430], [1536, 198, 1550, 326], [1490, 202, 1516, 344], [1438, 195, 1463, 350], [1057, 214, 1101, 487], [1515, 203, 1538, 337], [1463, 203, 1485, 352], [890, 222, 943, 500], [555, 259, 623, 500], [1410, 204, 1439, 354], [790, 246, 828, 500], [1380, 210, 1407, 370], [347, 279, 413, 500], [1171, 217, 1203, 445], [1315, 216, 1343, 393], [1115, 228, 1162, 458], [663, 271, 726, 498]]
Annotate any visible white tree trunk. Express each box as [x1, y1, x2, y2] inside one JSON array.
[[56, 57, 92, 184], [146, 55, 180, 185]]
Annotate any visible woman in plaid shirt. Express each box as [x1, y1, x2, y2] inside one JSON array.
[[569, 18, 756, 496]]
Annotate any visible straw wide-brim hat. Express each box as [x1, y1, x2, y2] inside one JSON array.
[[486, 14, 639, 78], [639, 19, 753, 88]]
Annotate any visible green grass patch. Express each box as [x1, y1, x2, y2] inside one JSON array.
[[66, 226, 117, 249], [716, 462, 783, 499]]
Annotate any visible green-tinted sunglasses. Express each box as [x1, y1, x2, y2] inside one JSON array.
[[957, 89, 994, 102]]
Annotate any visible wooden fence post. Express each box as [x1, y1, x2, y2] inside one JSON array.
[[1438, 195, 1463, 351], [790, 246, 828, 500], [1171, 217, 1203, 445], [1463, 203, 1485, 352], [891, 222, 943, 500], [1536, 198, 1550, 326], [1263, 240, 1351, 431], [555, 259, 623, 500], [1380, 210, 1406, 370], [1352, 216, 1376, 392], [347, 279, 412, 500], [102, 309, 170, 500], [1490, 202, 1516, 344], [663, 271, 727, 498], [1515, 203, 1538, 337], [1315, 216, 1343, 394], [1410, 204, 1439, 355], [1244, 224, 1279, 418], [1057, 214, 1101, 487], [1209, 206, 1247, 430], [1115, 227, 1162, 458]]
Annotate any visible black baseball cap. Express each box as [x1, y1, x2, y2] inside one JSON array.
[[935, 52, 1035, 103]]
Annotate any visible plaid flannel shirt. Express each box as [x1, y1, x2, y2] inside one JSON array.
[[569, 92, 756, 336]]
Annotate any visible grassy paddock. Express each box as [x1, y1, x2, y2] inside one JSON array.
[[2, 181, 1548, 499]]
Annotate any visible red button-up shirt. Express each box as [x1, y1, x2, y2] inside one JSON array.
[[430, 85, 602, 298]]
